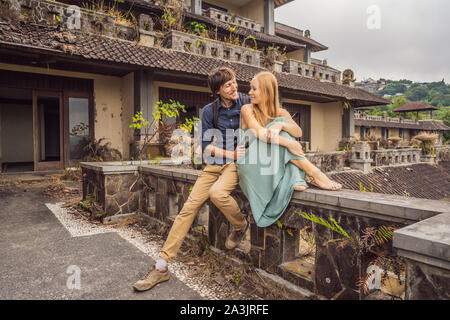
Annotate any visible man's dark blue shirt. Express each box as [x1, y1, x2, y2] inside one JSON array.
[[201, 93, 247, 165]]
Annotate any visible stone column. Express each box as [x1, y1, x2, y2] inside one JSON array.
[[342, 103, 355, 139], [264, 0, 275, 35], [304, 45, 312, 64], [350, 141, 372, 173], [191, 0, 202, 15], [132, 69, 155, 157]]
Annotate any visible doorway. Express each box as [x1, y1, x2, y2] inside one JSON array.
[[33, 91, 63, 171], [0, 88, 34, 172], [0, 70, 94, 172]]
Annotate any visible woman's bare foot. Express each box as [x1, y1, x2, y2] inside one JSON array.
[[307, 171, 342, 191], [294, 185, 308, 191]]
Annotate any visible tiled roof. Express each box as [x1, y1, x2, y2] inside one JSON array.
[[330, 162, 450, 201], [275, 22, 328, 51], [0, 20, 389, 107], [355, 119, 450, 131], [392, 101, 440, 112], [274, 0, 295, 8]]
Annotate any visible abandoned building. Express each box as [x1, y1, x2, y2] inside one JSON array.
[[0, 0, 391, 172]]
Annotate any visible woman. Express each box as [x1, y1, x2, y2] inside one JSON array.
[[236, 71, 342, 227]]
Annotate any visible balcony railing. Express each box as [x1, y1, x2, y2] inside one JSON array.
[[282, 59, 341, 83], [164, 30, 261, 67], [355, 111, 446, 126]]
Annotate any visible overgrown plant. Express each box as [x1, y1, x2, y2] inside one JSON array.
[[413, 132, 438, 155], [160, 0, 184, 33], [81, 0, 136, 26], [242, 35, 257, 50], [130, 100, 198, 160], [83, 138, 122, 162]]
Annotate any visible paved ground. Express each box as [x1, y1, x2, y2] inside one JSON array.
[[0, 184, 203, 300]]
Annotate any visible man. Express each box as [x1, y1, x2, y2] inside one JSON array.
[[133, 67, 249, 292]]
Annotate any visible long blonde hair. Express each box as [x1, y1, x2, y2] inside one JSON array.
[[252, 71, 281, 126]]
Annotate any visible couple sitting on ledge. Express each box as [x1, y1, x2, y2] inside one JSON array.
[[133, 67, 342, 292]]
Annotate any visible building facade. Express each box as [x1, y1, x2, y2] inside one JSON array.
[[0, 0, 389, 171]]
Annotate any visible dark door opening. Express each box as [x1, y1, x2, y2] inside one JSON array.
[[33, 90, 63, 171], [0, 88, 34, 173]]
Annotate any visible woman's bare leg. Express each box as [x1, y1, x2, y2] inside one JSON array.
[[290, 158, 342, 190]]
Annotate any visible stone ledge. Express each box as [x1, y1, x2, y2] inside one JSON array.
[[393, 212, 450, 270], [292, 188, 449, 223], [140, 165, 448, 223], [80, 160, 174, 173]]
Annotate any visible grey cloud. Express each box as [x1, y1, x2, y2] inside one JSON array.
[[275, 0, 450, 82]]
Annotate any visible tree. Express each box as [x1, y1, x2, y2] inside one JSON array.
[[405, 85, 429, 101], [379, 83, 407, 96], [441, 109, 450, 143]]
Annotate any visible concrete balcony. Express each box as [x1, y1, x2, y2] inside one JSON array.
[[18, 0, 136, 41], [164, 30, 261, 67], [203, 7, 262, 32], [283, 59, 341, 83]]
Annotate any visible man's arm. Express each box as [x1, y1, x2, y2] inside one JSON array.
[[201, 105, 238, 160]]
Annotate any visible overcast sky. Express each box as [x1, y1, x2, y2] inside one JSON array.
[[275, 0, 450, 83]]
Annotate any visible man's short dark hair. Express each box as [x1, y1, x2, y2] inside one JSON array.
[[207, 67, 236, 98]]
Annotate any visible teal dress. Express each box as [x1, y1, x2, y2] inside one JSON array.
[[236, 116, 307, 227]]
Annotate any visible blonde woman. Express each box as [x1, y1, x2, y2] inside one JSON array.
[[237, 71, 342, 227]]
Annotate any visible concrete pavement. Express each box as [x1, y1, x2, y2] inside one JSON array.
[[0, 185, 203, 300]]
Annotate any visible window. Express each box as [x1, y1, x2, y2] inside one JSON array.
[[68, 97, 89, 160]]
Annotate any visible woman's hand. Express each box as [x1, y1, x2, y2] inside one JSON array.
[[268, 122, 284, 140], [287, 140, 305, 158]]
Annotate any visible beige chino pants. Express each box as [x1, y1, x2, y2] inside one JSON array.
[[160, 163, 246, 262]]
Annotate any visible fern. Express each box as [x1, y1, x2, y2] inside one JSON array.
[[298, 210, 351, 239]]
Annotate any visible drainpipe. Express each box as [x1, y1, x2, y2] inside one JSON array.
[[191, 0, 202, 15], [264, 0, 275, 35]]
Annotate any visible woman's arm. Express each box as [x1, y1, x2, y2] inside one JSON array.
[[241, 104, 305, 157], [276, 108, 302, 138]]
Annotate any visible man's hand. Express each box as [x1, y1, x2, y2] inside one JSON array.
[[287, 140, 305, 158], [234, 145, 247, 160]]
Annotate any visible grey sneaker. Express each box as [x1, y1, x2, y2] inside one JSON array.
[[225, 219, 249, 250], [133, 265, 170, 292]]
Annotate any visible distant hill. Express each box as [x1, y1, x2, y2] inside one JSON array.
[[356, 78, 450, 107]]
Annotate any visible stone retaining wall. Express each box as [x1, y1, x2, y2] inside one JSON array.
[[81, 162, 450, 299]]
